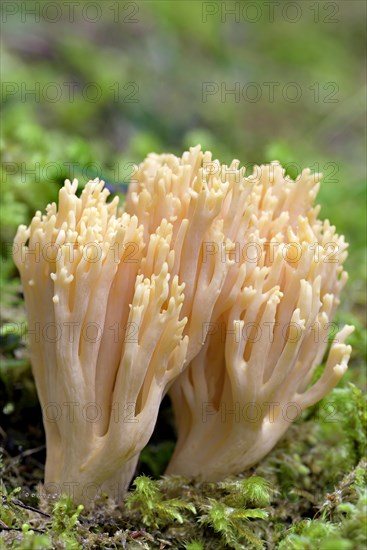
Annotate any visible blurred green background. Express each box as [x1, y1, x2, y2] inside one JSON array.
[[1, 1, 366, 393], [1, 0, 366, 318]]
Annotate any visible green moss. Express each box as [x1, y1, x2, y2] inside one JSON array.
[[126, 475, 196, 529], [1, 462, 366, 549]]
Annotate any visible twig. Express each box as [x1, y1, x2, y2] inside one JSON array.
[[15, 445, 45, 460], [0, 526, 45, 533], [10, 498, 51, 518]]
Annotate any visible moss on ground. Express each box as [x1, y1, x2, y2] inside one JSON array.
[[1, 365, 366, 549]]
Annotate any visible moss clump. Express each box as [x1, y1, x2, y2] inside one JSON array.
[[126, 475, 196, 528], [1, 462, 366, 549]]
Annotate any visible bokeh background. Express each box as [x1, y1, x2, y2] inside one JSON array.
[[1, 0, 366, 526], [1, 1, 366, 321]]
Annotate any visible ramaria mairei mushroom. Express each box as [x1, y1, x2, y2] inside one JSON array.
[[124, 147, 352, 480], [162, 157, 353, 479], [13, 146, 353, 498], [13, 179, 189, 504]]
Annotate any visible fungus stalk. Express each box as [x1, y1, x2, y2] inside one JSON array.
[[164, 157, 353, 479], [14, 179, 188, 504], [124, 147, 353, 480]]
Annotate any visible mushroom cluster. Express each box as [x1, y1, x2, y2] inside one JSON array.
[[13, 179, 188, 503], [14, 145, 353, 504]]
